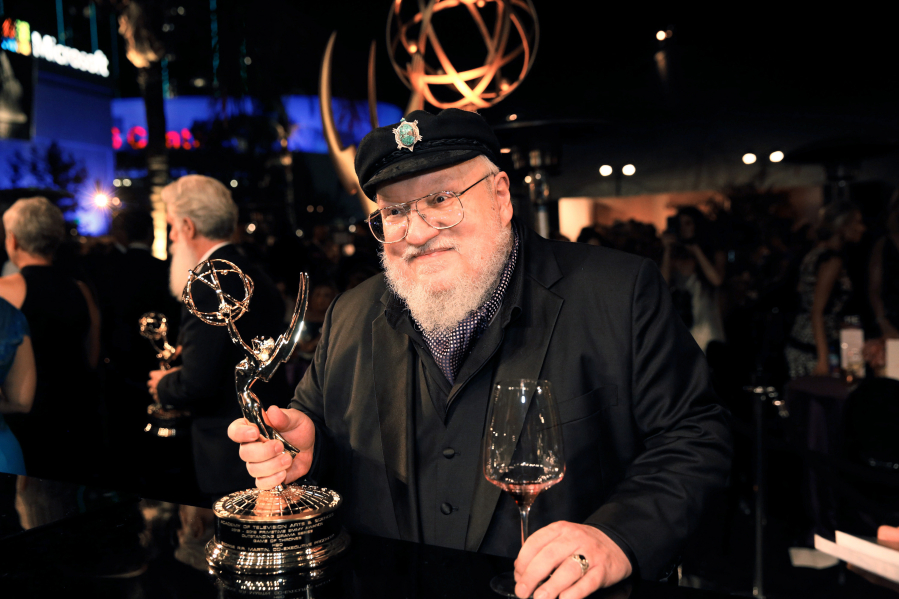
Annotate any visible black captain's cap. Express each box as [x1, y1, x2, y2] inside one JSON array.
[[355, 108, 500, 198]]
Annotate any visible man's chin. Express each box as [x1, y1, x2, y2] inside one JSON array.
[[409, 251, 457, 276]]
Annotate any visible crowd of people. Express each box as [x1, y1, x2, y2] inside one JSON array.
[[0, 184, 895, 491], [0, 108, 895, 596], [0, 189, 380, 503], [0, 186, 895, 456]]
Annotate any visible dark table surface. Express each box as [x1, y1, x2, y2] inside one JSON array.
[[0, 472, 730, 599]]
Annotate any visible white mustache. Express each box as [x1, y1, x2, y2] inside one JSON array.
[[402, 240, 458, 262]]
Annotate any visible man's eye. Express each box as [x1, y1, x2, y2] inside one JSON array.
[[427, 194, 452, 207], [385, 207, 404, 218]]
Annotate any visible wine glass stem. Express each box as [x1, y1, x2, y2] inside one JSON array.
[[518, 503, 532, 546]]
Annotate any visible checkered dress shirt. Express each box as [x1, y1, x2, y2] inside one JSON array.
[[418, 230, 519, 384]]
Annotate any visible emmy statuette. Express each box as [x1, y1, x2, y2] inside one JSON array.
[[181, 259, 349, 574], [139, 312, 192, 437]]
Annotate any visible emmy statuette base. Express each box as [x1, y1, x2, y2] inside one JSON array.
[[205, 485, 349, 575]]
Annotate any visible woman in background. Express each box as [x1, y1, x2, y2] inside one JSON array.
[[661, 206, 727, 353], [0, 296, 36, 475], [786, 201, 866, 378]]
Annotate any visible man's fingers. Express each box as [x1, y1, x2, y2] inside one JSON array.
[[254, 468, 288, 490], [248, 441, 312, 489], [245, 448, 292, 479], [515, 541, 574, 599], [266, 405, 292, 430], [239, 438, 284, 464], [228, 418, 260, 443], [528, 556, 593, 599], [515, 523, 565, 576]]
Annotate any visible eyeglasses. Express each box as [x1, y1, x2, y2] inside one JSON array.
[[365, 174, 492, 244]]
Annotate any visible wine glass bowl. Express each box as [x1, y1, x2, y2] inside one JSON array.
[[483, 379, 565, 596]]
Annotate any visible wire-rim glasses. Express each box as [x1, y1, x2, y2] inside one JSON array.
[[365, 173, 492, 243]]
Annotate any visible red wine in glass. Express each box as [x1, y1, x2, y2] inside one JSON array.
[[483, 380, 565, 597]]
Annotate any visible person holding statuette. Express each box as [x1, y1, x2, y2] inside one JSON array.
[[228, 108, 732, 598], [149, 176, 286, 501]]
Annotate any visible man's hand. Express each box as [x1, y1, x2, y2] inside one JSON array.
[[227, 406, 316, 489], [147, 367, 179, 402], [514, 521, 633, 599]]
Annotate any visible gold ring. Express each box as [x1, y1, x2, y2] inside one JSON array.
[[571, 553, 589, 576]]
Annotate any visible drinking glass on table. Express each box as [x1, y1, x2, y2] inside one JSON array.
[[483, 379, 566, 597]]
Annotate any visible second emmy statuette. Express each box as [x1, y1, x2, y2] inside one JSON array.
[[139, 312, 191, 437], [181, 259, 349, 574]]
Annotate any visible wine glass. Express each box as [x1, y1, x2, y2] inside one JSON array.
[[483, 379, 566, 596]]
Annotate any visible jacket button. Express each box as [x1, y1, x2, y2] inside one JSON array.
[[442, 447, 456, 459], [440, 502, 453, 515]]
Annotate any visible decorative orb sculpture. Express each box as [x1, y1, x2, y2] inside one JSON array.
[[387, 0, 539, 110]]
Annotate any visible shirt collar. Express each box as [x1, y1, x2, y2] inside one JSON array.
[[197, 241, 231, 264]]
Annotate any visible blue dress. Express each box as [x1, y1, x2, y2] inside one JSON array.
[[0, 297, 29, 475]]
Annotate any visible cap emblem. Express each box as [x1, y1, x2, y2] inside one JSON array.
[[393, 118, 422, 151]]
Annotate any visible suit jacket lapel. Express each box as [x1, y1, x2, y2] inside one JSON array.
[[466, 228, 564, 552], [371, 310, 421, 542]]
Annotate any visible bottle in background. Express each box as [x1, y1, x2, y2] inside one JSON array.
[[840, 315, 865, 382]]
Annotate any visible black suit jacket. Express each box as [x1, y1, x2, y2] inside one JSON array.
[[290, 224, 732, 579], [158, 244, 286, 495]]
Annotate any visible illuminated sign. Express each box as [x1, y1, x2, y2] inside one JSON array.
[[31, 32, 109, 77], [1, 18, 109, 77], [112, 126, 198, 150], [1, 18, 31, 55], [111, 96, 402, 154]]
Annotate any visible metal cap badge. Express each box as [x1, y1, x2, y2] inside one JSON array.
[[393, 118, 422, 151]]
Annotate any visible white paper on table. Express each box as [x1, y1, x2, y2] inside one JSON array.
[[836, 531, 899, 566], [814, 534, 899, 583], [788, 546, 839, 569], [887, 339, 899, 380]]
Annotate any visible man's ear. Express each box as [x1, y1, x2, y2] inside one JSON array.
[[182, 217, 197, 240], [6, 232, 19, 253], [493, 171, 513, 225]]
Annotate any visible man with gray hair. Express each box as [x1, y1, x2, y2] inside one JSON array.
[[0, 197, 100, 480], [230, 109, 731, 599], [147, 175, 285, 501]]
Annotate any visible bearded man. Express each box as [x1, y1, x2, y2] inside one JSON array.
[[148, 175, 285, 501], [229, 109, 732, 599]]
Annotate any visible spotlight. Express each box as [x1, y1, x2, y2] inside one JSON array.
[[230, 180, 238, 188], [656, 31, 666, 41], [769, 151, 784, 163], [113, 179, 121, 187], [622, 164, 636, 176], [742, 153, 757, 165], [93, 193, 110, 208], [599, 165, 613, 177], [246, 223, 257, 234]]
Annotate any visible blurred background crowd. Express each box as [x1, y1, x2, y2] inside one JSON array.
[[2, 0, 899, 595]]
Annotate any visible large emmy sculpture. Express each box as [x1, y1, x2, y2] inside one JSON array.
[[387, 0, 539, 111], [139, 312, 191, 437], [182, 259, 349, 574]]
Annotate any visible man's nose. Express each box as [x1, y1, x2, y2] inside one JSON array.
[[403, 210, 439, 246]]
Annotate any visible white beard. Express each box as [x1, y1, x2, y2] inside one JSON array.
[[169, 237, 199, 300], [382, 221, 513, 336]]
